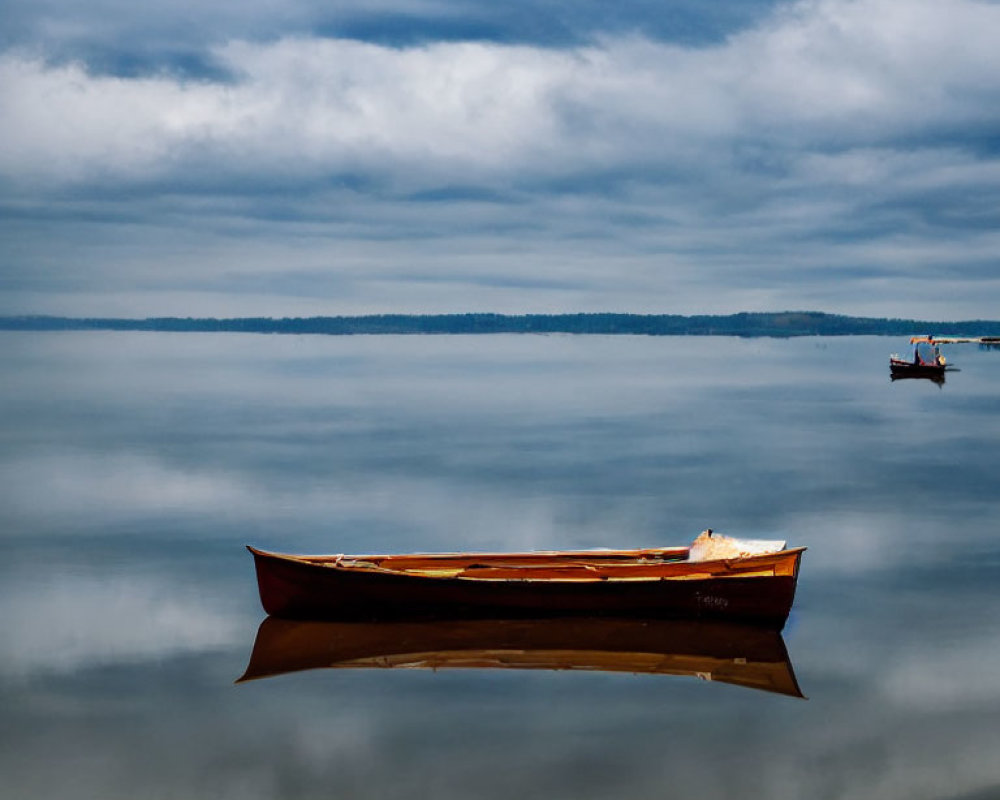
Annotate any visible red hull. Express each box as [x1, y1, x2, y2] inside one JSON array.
[[249, 546, 804, 628]]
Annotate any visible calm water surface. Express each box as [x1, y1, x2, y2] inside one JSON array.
[[1, 332, 999, 799]]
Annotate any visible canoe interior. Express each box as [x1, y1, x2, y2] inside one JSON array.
[[285, 545, 693, 578], [248, 545, 801, 582], [238, 615, 804, 698]]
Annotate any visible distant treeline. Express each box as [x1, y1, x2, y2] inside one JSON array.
[[3, 312, 1000, 338]]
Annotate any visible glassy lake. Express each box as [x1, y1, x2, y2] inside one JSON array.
[[2, 331, 999, 799]]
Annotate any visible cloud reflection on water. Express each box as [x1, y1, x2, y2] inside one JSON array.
[[0, 575, 245, 679], [1, 331, 1000, 799]]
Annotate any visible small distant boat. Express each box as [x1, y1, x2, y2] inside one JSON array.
[[247, 531, 805, 627], [889, 357, 947, 381], [892, 336, 952, 382], [237, 615, 804, 697]]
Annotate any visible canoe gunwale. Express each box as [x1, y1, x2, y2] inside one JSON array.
[[248, 545, 693, 565], [246, 545, 806, 584]]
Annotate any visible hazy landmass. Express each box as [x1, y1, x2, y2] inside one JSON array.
[[2, 312, 1000, 338]]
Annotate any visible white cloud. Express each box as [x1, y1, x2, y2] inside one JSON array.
[[2, 0, 999, 318], [2, 0, 999, 189], [0, 40, 571, 186]]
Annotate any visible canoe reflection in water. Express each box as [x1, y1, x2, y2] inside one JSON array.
[[238, 616, 804, 698]]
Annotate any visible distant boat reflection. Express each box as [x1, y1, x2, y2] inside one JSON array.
[[239, 615, 804, 698], [891, 371, 945, 386]]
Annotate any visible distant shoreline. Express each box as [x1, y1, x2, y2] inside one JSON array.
[[2, 312, 1000, 338]]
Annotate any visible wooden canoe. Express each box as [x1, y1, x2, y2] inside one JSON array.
[[247, 534, 805, 627], [237, 615, 804, 697]]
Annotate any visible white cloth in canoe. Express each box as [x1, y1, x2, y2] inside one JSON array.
[[688, 530, 786, 561]]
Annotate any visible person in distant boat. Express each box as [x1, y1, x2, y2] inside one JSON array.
[[925, 336, 947, 366], [913, 341, 923, 365]]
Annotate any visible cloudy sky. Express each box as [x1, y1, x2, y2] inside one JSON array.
[[1, 0, 999, 319]]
